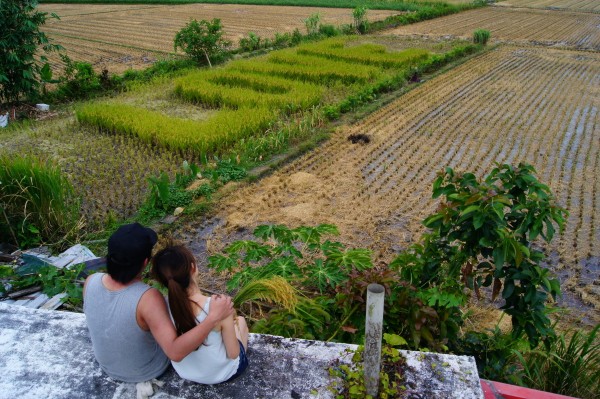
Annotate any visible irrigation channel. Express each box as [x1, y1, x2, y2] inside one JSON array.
[[171, 3, 600, 327]]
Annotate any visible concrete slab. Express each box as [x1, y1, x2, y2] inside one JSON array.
[[0, 302, 483, 399]]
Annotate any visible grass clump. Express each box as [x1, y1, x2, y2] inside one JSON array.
[[513, 325, 600, 399], [0, 155, 83, 249], [473, 29, 491, 45]]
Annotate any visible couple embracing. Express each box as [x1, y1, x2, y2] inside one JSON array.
[[83, 223, 249, 385]]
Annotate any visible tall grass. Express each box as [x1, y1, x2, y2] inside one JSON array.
[[473, 29, 491, 45], [296, 39, 430, 68], [513, 325, 600, 399], [76, 103, 277, 154], [0, 155, 83, 249], [174, 69, 325, 111], [229, 56, 379, 85]]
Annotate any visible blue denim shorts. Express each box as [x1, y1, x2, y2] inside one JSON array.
[[225, 340, 248, 382]]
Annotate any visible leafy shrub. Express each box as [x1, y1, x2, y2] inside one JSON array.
[[304, 13, 321, 36], [0, 155, 82, 249], [473, 29, 491, 45], [208, 223, 377, 341], [6, 264, 85, 306], [352, 5, 369, 34], [238, 32, 262, 52], [174, 18, 231, 67], [422, 163, 567, 347], [53, 54, 102, 99], [318, 24, 340, 37], [0, 0, 61, 105]]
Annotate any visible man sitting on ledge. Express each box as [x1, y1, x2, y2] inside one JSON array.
[[83, 222, 234, 382]]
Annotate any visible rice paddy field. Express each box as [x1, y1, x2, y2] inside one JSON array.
[[177, 44, 600, 325], [496, 0, 600, 12], [38, 3, 399, 73], [4, 1, 599, 329], [383, 7, 600, 50]]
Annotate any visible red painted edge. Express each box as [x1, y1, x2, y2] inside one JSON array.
[[480, 379, 580, 399]]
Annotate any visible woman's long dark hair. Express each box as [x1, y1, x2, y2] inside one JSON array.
[[152, 245, 198, 336]]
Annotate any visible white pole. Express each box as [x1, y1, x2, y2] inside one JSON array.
[[364, 283, 385, 398]]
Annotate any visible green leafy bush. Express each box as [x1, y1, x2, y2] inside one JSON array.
[[10, 264, 85, 306], [53, 54, 102, 99], [0, 155, 82, 249], [174, 18, 231, 67], [238, 32, 262, 52], [0, 0, 61, 105], [422, 163, 567, 347], [352, 5, 368, 34], [318, 24, 341, 37], [304, 13, 321, 36]]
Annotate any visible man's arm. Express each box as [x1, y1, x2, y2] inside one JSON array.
[[139, 288, 233, 362]]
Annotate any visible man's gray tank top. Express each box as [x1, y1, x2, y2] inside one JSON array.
[[83, 273, 170, 382]]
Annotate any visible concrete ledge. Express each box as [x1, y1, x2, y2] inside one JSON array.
[[0, 303, 483, 399]]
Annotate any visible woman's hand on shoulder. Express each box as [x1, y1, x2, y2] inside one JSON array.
[[206, 294, 234, 324]]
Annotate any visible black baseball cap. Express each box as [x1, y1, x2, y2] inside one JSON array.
[[107, 223, 158, 269]]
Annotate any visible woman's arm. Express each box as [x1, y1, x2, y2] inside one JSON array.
[[220, 313, 241, 359], [139, 289, 233, 362]]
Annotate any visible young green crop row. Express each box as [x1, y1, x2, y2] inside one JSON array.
[[295, 38, 430, 69], [78, 36, 436, 157], [76, 103, 276, 154], [174, 69, 325, 112]]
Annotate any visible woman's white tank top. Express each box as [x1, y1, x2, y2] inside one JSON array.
[[170, 297, 240, 384]]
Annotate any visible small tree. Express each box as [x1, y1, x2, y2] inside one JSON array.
[[422, 163, 567, 348], [304, 13, 321, 36], [174, 18, 230, 67], [0, 0, 61, 107], [352, 6, 369, 34]]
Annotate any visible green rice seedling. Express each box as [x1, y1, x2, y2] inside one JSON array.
[[76, 103, 277, 155], [174, 69, 325, 112], [0, 155, 83, 249], [297, 39, 430, 69], [473, 29, 491, 45], [267, 50, 381, 79], [228, 57, 378, 85]]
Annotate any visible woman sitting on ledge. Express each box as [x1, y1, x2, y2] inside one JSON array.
[[152, 244, 249, 384]]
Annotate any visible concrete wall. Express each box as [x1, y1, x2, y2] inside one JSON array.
[[0, 303, 483, 399]]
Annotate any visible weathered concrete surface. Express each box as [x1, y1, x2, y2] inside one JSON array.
[[0, 303, 483, 399]]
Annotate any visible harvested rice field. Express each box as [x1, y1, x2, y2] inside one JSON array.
[[384, 7, 600, 50], [38, 3, 398, 73], [184, 45, 600, 325], [496, 0, 600, 12]]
